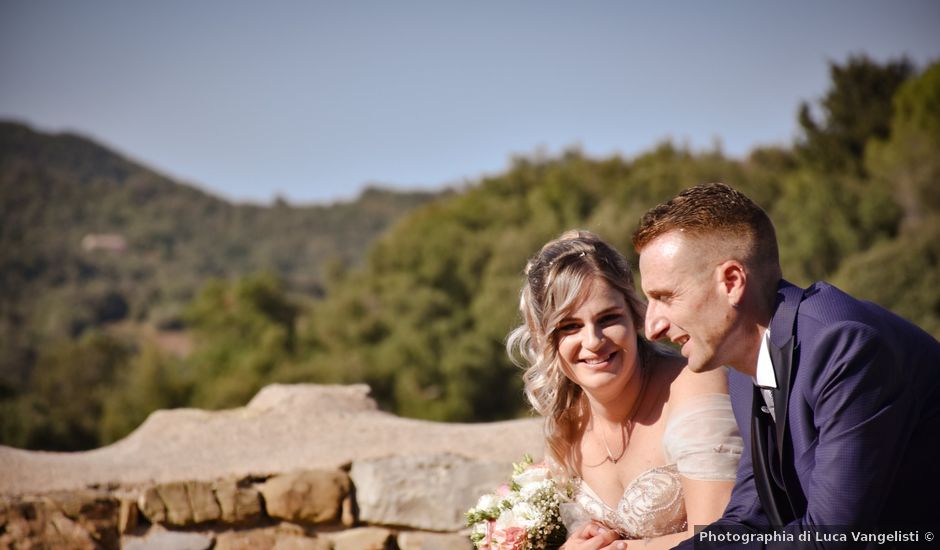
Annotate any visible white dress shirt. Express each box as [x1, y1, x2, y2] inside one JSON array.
[[754, 328, 777, 421]]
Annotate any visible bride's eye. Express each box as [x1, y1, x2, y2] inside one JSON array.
[[557, 322, 580, 334], [599, 313, 623, 325]]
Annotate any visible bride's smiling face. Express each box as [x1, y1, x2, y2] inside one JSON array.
[[555, 277, 638, 394]]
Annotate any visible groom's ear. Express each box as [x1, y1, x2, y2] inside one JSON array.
[[717, 260, 747, 306]]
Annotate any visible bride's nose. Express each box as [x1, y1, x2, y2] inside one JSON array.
[[583, 323, 605, 350]]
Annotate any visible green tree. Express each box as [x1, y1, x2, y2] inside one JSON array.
[[0, 332, 132, 450], [866, 61, 940, 231], [772, 166, 901, 283], [774, 56, 914, 281], [831, 61, 940, 339], [293, 144, 762, 422], [5, 56, 939, 446], [832, 220, 940, 339], [99, 344, 192, 444], [797, 55, 913, 176], [184, 273, 299, 409]]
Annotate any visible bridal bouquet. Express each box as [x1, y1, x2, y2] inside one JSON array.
[[465, 455, 572, 550]]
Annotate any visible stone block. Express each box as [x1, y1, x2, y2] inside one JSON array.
[[138, 485, 168, 524], [328, 526, 394, 550], [341, 493, 356, 526], [119, 496, 139, 533], [43, 489, 108, 517], [214, 526, 331, 550], [272, 536, 333, 550], [159, 482, 193, 525], [258, 469, 350, 524], [350, 453, 510, 531], [214, 477, 263, 524], [397, 530, 475, 550], [47, 510, 98, 549], [0, 497, 30, 544], [41, 490, 120, 548], [214, 528, 278, 549], [0, 497, 100, 550], [190, 482, 222, 523], [123, 530, 214, 550], [137, 480, 221, 526]]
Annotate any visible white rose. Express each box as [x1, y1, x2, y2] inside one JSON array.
[[475, 492, 500, 511], [512, 465, 550, 488], [494, 508, 518, 530], [502, 490, 522, 507], [511, 501, 543, 529], [471, 521, 489, 538], [519, 478, 554, 500]]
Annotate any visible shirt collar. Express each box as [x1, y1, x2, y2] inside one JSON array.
[[754, 328, 778, 389]]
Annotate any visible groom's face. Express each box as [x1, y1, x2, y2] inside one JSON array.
[[638, 231, 736, 373]]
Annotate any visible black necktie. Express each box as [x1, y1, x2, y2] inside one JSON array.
[[751, 384, 791, 526], [759, 386, 776, 422]]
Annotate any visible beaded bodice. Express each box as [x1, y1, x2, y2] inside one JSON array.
[[571, 464, 686, 538], [559, 393, 743, 541]]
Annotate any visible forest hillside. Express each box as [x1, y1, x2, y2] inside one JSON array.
[[2, 56, 937, 451]]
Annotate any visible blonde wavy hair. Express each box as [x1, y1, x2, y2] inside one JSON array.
[[507, 230, 657, 476]]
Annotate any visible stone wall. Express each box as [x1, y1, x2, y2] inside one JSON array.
[[0, 384, 544, 549]]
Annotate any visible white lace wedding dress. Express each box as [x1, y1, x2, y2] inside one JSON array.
[[561, 393, 743, 539]]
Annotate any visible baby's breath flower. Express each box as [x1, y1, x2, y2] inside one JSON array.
[[466, 455, 572, 549]]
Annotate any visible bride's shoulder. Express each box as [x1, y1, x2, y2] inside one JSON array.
[[659, 362, 729, 416]]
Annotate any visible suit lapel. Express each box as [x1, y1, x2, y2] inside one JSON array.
[[768, 282, 803, 451], [765, 282, 806, 521], [769, 338, 793, 456], [750, 384, 789, 527]]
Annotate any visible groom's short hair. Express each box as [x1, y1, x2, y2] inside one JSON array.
[[632, 182, 782, 289]]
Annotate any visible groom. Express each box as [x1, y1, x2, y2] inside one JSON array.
[[633, 183, 940, 548]]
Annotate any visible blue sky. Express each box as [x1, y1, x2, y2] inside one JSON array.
[[1, 1, 938, 204]]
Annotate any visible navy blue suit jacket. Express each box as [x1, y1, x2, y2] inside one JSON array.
[[678, 280, 940, 548]]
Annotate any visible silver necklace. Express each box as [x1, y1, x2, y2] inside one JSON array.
[[587, 366, 648, 467], [599, 422, 628, 464]]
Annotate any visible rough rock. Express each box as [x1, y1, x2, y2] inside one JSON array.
[[40, 489, 121, 547], [0, 383, 544, 548], [214, 477, 263, 524], [118, 495, 139, 533], [350, 453, 514, 531], [0, 384, 543, 497], [0, 494, 107, 549], [122, 530, 215, 550], [397, 530, 475, 550], [328, 526, 395, 550], [258, 469, 350, 524], [137, 481, 220, 526], [214, 525, 331, 550], [136, 477, 263, 527]]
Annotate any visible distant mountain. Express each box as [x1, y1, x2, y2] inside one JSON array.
[[0, 120, 446, 386]]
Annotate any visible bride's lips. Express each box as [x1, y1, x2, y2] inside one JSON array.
[[580, 351, 618, 368]]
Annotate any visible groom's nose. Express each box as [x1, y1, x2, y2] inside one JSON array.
[[645, 302, 669, 341]]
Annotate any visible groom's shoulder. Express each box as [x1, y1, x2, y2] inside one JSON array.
[[797, 281, 937, 346], [799, 281, 883, 320]]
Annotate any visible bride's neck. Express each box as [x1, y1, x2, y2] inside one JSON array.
[[587, 368, 646, 429]]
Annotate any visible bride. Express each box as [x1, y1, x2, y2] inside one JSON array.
[[507, 230, 742, 549]]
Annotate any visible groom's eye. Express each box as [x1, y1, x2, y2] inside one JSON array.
[[650, 292, 671, 304]]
